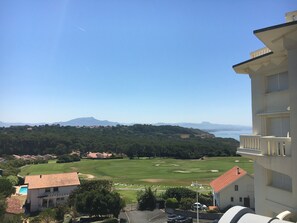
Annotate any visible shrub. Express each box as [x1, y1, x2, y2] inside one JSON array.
[[137, 187, 156, 211], [165, 198, 179, 209], [164, 187, 195, 202], [180, 198, 195, 210]]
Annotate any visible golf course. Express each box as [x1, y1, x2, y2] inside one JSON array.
[[20, 157, 253, 186]]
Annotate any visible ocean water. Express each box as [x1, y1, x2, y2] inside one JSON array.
[[210, 129, 252, 141]]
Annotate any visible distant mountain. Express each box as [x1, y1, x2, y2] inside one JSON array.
[[156, 121, 251, 132], [0, 118, 250, 131], [0, 117, 118, 127], [55, 117, 119, 127]]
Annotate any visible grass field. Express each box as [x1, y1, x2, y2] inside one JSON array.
[[20, 157, 253, 186]]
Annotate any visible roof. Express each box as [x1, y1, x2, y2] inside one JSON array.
[[210, 166, 248, 193], [6, 197, 25, 214], [233, 20, 297, 74], [25, 172, 80, 189]]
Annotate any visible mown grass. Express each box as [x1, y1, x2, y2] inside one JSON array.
[[20, 157, 253, 186]]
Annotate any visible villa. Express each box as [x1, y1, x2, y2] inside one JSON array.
[[25, 172, 80, 212]]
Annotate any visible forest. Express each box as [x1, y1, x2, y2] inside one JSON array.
[[0, 124, 239, 159]]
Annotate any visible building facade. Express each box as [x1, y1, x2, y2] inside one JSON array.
[[210, 166, 254, 211], [25, 172, 80, 212], [233, 11, 297, 220]]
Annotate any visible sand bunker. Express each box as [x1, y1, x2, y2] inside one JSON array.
[[141, 179, 164, 183], [174, 170, 191, 173], [78, 173, 95, 179]]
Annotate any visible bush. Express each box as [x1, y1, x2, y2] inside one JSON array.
[[6, 175, 19, 186], [164, 187, 195, 202], [165, 198, 178, 209], [137, 187, 156, 211], [180, 198, 195, 210], [198, 193, 213, 206]]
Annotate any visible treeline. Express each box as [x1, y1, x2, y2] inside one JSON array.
[[0, 124, 239, 159]]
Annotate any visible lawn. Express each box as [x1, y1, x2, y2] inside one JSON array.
[[20, 157, 253, 186]]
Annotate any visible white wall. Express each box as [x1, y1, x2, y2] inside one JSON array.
[[28, 185, 78, 212], [215, 175, 254, 210]]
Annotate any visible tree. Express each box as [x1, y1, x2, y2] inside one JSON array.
[[163, 187, 195, 202], [0, 178, 15, 197], [69, 180, 125, 218], [165, 198, 178, 209], [180, 198, 195, 210], [0, 196, 7, 220], [137, 187, 156, 211], [6, 175, 19, 186]]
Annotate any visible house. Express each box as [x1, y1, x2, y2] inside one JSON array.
[[86, 152, 112, 159], [233, 10, 297, 220], [25, 172, 80, 212], [210, 166, 254, 210]]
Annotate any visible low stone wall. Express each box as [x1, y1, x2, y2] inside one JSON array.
[[166, 208, 223, 220]]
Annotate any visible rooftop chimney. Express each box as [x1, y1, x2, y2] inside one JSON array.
[[40, 175, 42, 178], [237, 168, 240, 175]]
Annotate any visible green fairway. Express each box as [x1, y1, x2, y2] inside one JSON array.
[[20, 157, 253, 186]]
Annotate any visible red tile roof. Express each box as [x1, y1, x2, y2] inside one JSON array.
[[25, 172, 80, 189], [210, 166, 247, 193], [6, 197, 24, 214]]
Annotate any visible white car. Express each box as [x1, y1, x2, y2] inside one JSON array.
[[192, 202, 207, 210]]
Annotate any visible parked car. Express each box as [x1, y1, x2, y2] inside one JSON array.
[[174, 215, 193, 223], [192, 202, 207, 211], [167, 214, 178, 223]]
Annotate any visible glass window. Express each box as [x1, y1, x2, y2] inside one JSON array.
[[42, 199, 47, 208], [235, 185, 238, 191], [239, 197, 242, 202], [53, 187, 59, 192], [267, 72, 288, 93], [231, 197, 234, 202], [45, 188, 50, 193]]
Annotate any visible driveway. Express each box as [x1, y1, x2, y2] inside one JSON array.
[[119, 209, 167, 223]]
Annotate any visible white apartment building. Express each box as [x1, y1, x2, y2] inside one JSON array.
[[233, 11, 297, 221], [25, 172, 80, 212]]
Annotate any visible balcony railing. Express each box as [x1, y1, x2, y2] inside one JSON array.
[[238, 135, 291, 157]]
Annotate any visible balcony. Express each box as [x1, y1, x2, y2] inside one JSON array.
[[238, 135, 291, 157]]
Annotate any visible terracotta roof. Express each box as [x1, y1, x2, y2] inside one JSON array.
[[25, 172, 80, 189], [210, 166, 247, 193], [6, 197, 24, 214]]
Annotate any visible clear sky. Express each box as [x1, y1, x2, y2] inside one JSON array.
[[0, 1, 296, 126]]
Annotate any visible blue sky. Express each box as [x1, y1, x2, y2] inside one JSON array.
[[0, 1, 296, 125]]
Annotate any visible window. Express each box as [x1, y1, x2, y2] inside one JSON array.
[[239, 197, 242, 202], [235, 185, 238, 191], [45, 188, 50, 193], [231, 197, 234, 202], [53, 187, 59, 192], [42, 199, 47, 208], [266, 72, 288, 93]]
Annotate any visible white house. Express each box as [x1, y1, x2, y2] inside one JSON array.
[[233, 11, 297, 221], [25, 172, 80, 212], [210, 166, 254, 211]]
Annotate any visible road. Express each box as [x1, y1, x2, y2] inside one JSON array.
[[119, 209, 216, 223]]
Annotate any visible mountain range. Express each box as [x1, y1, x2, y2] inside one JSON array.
[[0, 117, 251, 132]]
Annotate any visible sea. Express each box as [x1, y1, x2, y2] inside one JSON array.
[[209, 129, 252, 141]]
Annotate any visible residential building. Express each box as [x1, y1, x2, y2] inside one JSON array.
[[25, 172, 80, 212], [210, 166, 254, 210], [233, 11, 297, 220]]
